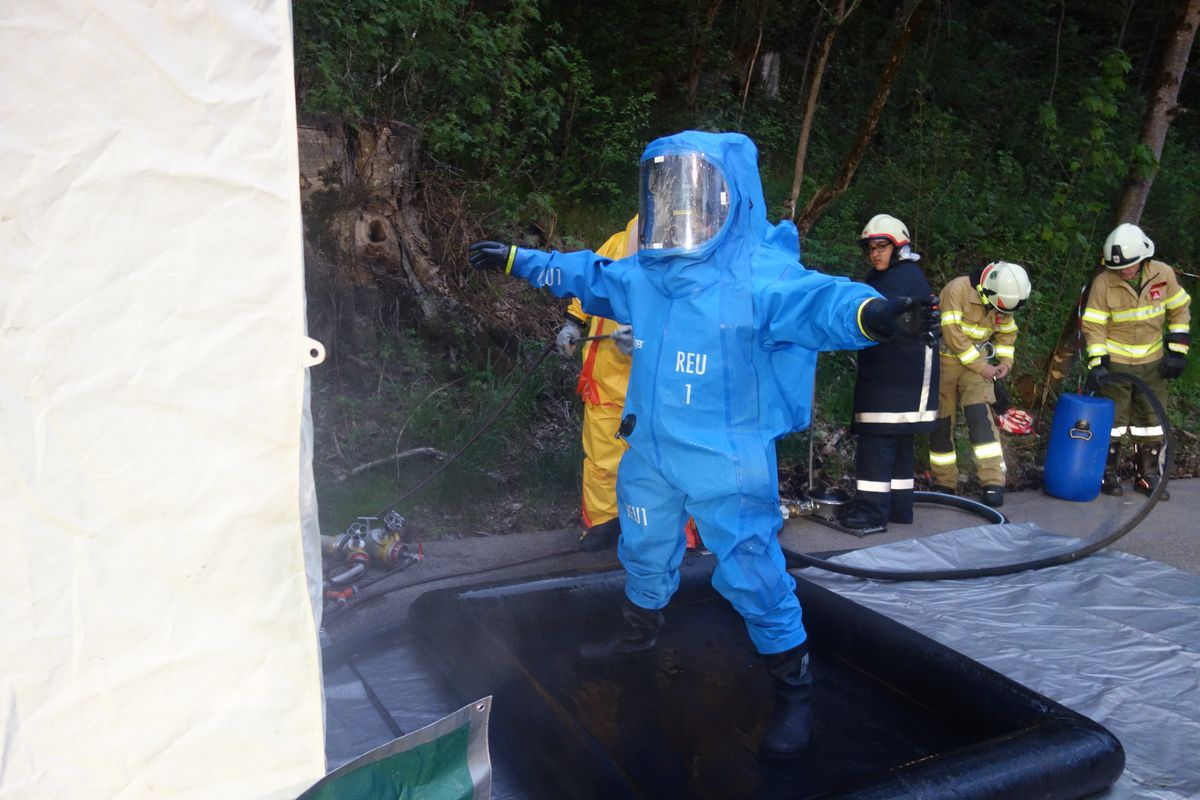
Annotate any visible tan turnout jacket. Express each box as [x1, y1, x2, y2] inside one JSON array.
[[938, 275, 1018, 373], [1082, 260, 1191, 366]]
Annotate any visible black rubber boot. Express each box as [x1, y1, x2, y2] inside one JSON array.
[[981, 485, 1005, 507], [760, 644, 814, 762], [1134, 444, 1169, 501], [577, 599, 664, 662], [836, 500, 887, 533], [578, 518, 621, 552], [1101, 443, 1123, 496]]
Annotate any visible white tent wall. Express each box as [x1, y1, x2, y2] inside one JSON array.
[[0, 3, 326, 798]]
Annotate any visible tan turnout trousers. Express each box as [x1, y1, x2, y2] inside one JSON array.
[[929, 355, 1005, 487]]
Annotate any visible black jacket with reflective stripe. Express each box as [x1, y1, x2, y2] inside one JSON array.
[[852, 259, 940, 434]]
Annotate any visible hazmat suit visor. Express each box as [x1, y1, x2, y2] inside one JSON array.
[[638, 153, 730, 253]]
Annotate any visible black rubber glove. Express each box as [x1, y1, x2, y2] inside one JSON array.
[[1160, 333, 1189, 380], [860, 296, 940, 342], [992, 380, 1012, 416], [1159, 351, 1187, 380], [468, 241, 516, 272], [1086, 356, 1111, 392]]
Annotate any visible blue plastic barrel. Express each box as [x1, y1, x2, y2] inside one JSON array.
[[1043, 393, 1115, 502]]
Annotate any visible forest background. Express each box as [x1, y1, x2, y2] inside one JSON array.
[[291, 0, 1200, 538]]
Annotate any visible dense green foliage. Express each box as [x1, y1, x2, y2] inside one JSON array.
[[294, 0, 1199, 281], [311, 330, 582, 535], [294, 0, 654, 224], [295, 0, 1199, 521]]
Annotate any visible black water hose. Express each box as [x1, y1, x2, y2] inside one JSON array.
[[784, 371, 1171, 582], [322, 545, 588, 620]]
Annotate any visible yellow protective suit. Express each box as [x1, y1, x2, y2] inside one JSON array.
[[567, 216, 638, 527]]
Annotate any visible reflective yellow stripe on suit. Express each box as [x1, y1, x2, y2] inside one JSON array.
[[973, 441, 1003, 460], [1105, 339, 1162, 358]]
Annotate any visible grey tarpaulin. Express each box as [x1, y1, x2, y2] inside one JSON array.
[[801, 524, 1200, 799]]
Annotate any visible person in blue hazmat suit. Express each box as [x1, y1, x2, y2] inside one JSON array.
[[468, 131, 938, 760]]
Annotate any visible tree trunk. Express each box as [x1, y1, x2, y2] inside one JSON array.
[[298, 119, 451, 371], [687, 0, 726, 110], [795, 0, 934, 236], [737, 0, 769, 123], [759, 51, 781, 99], [738, 27, 764, 127], [336, 124, 447, 325], [1112, 0, 1200, 225], [1035, 275, 1097, 417], [784, 1, 843, 220]]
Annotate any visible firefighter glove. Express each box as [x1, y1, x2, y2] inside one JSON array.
[[613, 325, 635, 356], [1161, 333, 1189, 380], [1160, 350, 1187, 380], [555, 320, 584, 357], [861, 296, 939, 342], [1086, 356, 1111, 393], [468, 241, 516, 272]]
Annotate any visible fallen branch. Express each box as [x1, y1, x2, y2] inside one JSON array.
[[346, 447, 445, 479]]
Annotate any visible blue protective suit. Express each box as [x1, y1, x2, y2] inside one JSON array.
[[509, 132, 882, 654]]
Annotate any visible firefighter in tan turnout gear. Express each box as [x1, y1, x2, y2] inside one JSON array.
[[1084, 223, 1190, 500], [930, 262, 1031, 507]]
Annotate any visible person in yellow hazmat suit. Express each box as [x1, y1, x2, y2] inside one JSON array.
[[556, 216, 639, 551]]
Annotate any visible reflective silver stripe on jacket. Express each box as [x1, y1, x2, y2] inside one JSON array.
[[917, 345, 933, 416], [854, 410, 940, 424], [855, 345, 936, 425]]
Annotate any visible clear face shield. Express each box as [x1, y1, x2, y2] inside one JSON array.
[[638, 153, 730, 253]]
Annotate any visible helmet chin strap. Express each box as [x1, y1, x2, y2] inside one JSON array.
[[975, 262, 994, 294], [977, 285, 996, 308]]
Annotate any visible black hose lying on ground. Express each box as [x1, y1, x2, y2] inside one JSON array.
[[784, 371, 1172, 582]]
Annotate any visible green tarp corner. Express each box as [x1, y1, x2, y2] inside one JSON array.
[[299, 698, 492, 800]]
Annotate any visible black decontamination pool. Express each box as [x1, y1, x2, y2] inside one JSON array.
[[385, 558, 1125, 799]]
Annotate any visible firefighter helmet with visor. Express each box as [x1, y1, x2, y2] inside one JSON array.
[[859, 214, 911, 248], [1102, 223, 1154, 270], [977, 261, 1031, 313]]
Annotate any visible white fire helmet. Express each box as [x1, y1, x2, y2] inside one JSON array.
[[977, 261, 1031, 313], [1102, 223, 1154, 269], [859, 214, 911, 247]]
